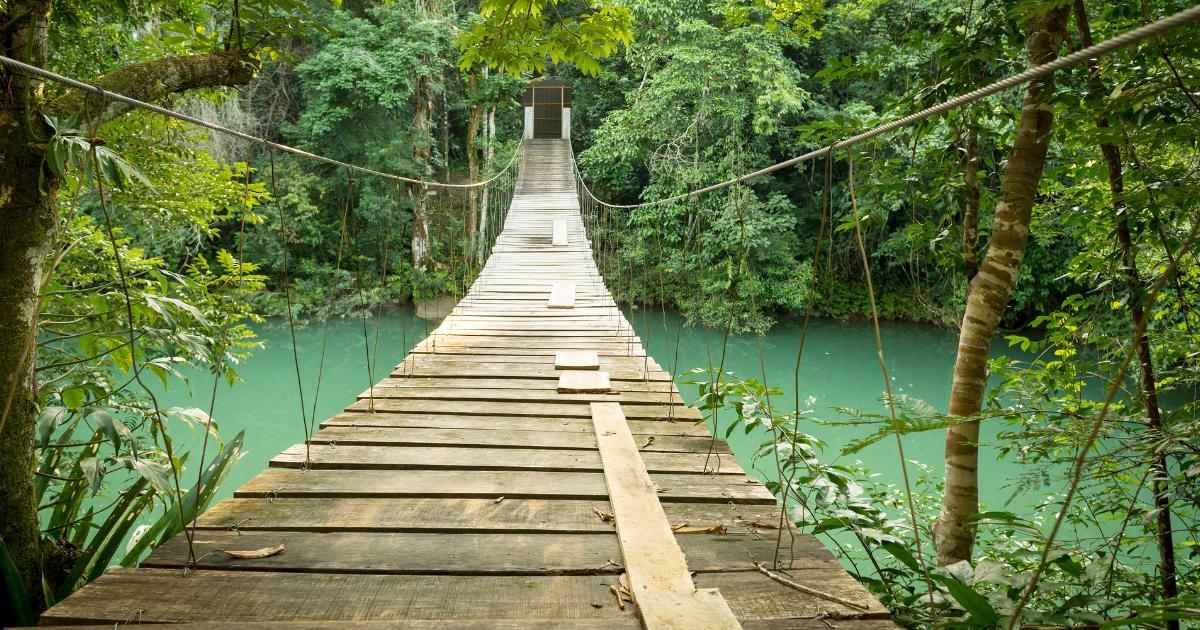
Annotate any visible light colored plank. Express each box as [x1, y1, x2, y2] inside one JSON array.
[[558, 370, 611, 394], [590, 403, 693, 592], [548, 282, 576, 308], [636, 589, 741, 630], [591, 402, 741, 628], [556, 350, 600, 370], [553, 218, 568, 245]]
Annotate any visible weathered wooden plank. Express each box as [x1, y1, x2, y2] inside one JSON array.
[[38, 569, 638, 624], [558, 371, 611, 394], [590, 402, 741, 626], [636, 589, 741, 630], [195, 498, 779, 534], [556, 350, 600, 369], [270, 444, 741, 475], [236, 469, 776, 504], [344, 399, 701, 421], [307, 426, 722, 453], [548, 282, 576, 309], [367, 377, 675, 393], [552, 218, 568, 245], [354, 385, 679, 405], [143, 530, 819, 575], [696, 571, 892, 621], [318, 413, 715, 439], [590, 402, 694, 593]]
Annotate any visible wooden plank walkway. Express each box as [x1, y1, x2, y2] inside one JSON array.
[[36, 139, 892, 628]]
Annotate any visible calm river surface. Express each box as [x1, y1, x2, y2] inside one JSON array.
[[158, 307, 1048, 515]]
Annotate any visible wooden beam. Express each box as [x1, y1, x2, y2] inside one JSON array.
[[589, 402, 741, 629]]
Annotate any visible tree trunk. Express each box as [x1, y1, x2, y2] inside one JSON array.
[[1073, 2, 1177, 623], [465, 73, 484, 257], [935, 2, 1069, 566], [477, 103, 495, 265], [960, 123, 981, 281], [411, 72, 434, 269], [1, 3, 257, 620], [441, 70, 451, 183], [0, 3, 63, 618]]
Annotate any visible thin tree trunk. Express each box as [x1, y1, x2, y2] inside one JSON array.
[[466, 73, 484, 256], [960, 123, 981, 281], [1073, 2, 1177, 622], [441, 71, 451, 183], [935, 2, 1069, 566], [411, 73, 434, 269], [477, 104, 495, 265]]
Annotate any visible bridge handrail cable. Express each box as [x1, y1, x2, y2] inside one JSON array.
[[571, 2, 1200, 210], [0, 53, 522, 190]]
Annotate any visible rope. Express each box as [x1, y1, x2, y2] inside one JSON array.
[[571, 2, 1200, 209], [0, 52, 523, 190]]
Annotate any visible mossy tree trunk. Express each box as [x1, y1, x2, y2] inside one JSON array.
[[935, 1, 1069, 566], [0, 1, 255, 620]]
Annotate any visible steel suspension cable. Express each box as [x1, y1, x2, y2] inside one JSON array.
[[0, 53, 523, 191]]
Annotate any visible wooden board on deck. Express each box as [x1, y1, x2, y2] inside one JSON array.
[[556, 350, 600, 370], [558, 370, 611, 393], [547, 282, 576, 308]]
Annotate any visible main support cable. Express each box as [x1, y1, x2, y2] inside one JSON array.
[[0, 53, 521, 189], [571, 2, 1200, 209]]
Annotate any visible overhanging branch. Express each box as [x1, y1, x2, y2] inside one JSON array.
[[50, 50, 258, 124]]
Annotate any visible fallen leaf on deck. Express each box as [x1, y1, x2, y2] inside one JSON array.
[[221, 544, 285, 559], [640, 436, 655, 449], [750, 520, 778, 529], [493, 496, 505, 504], [592, 507, 615, 523], [671, 521, 689, 530]]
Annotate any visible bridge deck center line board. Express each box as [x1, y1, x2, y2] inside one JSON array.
[[590, 402, 742, 629]]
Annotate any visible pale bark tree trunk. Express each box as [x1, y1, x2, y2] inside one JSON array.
[[465, 73, 484, 256], [0, 1, 256, 621], [477, 103, 495, 265], [934, 2, 1069, 566], [1074, 2, 1177, 623], [410, 73, 434, 269], [440, 71, 451, 183]]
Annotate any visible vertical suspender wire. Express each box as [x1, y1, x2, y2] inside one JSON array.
[[349, 185, 375, 414], [370, 181, 398, 399], [89, 144, 195, 568], [777, 148, 835, 567], [397, 183, 414, 378], [308, 169, 354, 453], [187, 159, 252, 557], [268, 150, 312, 463], [845, 151, 937, 620]]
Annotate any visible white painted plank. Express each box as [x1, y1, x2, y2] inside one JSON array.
[[555, 350, 600, 370], [548, 282, 576, 309], [558, 371, 611, 394], [552, 219, 568, 246]]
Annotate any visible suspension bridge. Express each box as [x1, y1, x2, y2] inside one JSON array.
[[9, 5, 1200, 626], [33, 139, 892, 628]]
